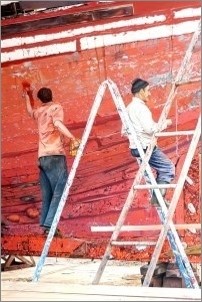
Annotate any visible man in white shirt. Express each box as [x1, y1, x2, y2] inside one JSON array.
[[122, 78, 175, 206]]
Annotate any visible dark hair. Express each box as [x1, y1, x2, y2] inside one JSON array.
[[131, 78, 149, 94], [37, 87, 52, 103]]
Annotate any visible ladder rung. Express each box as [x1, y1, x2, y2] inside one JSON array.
[[155, 130, 195, 137], [185, 176, 194, 185], [91, 223, 201, 232], [92, 22, 201, 287], [133, 184, 176, 189], [175, 77, 201, 86], [111, 241, 156, 246]]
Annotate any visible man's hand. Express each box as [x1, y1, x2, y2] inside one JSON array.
[[22, 82, 34, 116], [166, 119, 172, 127], [71, 138, 81, 148], [160, 119, 172, 131], [69, 138, 81, 156], [22, 81, 32, 96], [23, 87, 33, 97]]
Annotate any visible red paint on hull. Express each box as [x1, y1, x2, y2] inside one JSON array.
[[1, 1, 201, 261]]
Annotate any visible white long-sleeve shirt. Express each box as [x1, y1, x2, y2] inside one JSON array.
[[121, 97, 168, 149]]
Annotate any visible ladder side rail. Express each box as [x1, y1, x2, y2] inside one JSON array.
[[33, 18, 201, 283], [140, 21, 201, 287], [157, 19, 201, 128], [109, 21, 201, 286], [108, 16, 201, 215], [128, 19, 201, 209], [108, 79, 198, 288], [135, 158, 198, 287], [107, 79, 162, 232], [32, 81, 108, 282], [156, 208, 196, 288], [174, 20, 201, 85], [93, 20, 201, 285], [108, 79, 174, 212], [143, 116, 201, 288], [92, 79, 194, 286], [92, 79, 160, 284], [125, 126, 196, 286], [132, 18, 201, 199]]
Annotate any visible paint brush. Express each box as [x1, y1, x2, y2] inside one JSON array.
[[22, 80, 34, 106]]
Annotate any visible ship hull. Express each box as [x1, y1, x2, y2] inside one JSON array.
[[1, 1, 201, 262]]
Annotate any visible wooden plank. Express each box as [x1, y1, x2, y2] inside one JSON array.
[[1, 293, 195, 302], [4, 255, 15, 268], [1, 281, 201, 301], [133, 184, 177, 189], [2, 255, 36, 271], [1, 258, 200, 301], [91, 223, 201, 232], [155, 130, 195, 137], [111, 241, 156, 246], [176, 77, 201, 86], [163, 276, 185, 288], [140, 262, 167, 276]]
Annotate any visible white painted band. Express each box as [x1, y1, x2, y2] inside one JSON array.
[[1, 19, 200, 63], [1, 41, 76, 63], [174, 7, 201, 19], [2, 14, 166, 49], [80, 20, 200, 50]]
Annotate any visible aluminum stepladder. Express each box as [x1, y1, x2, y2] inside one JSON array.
[[32, 80, 110, 281], [32, 78, 200, 284], [91, 80, 200, 288], [92, 20, 201, 288], [32, 19, 201, 283]]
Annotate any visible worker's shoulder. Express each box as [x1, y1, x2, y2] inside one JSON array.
[[49, 102, 63, 111], [127, 99, 142, 110], [50, 101, 62, 107]]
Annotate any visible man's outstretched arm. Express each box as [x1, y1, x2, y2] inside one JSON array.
[[23, 89, 34, 118], [54, 120, 77, 141]]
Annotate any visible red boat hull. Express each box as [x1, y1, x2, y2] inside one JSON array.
[[1, 1, 201, 262]]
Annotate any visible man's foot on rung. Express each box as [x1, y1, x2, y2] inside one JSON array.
[[164, 200, 170, 208], [150, 194, 159, 206], [150, 195, 170, 208]]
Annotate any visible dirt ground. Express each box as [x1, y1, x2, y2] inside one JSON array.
[[1, 256, 144, 286]]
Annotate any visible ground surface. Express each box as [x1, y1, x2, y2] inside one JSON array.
[[1, 257, 201, 301]]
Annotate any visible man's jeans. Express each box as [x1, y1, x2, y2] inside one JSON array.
[[38, 155, 68, 228], [131, 146, 175, 184]]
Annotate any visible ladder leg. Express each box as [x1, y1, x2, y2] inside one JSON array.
[[92, 172, 139, 283], [92, 74, 200, 285], [108, 79, 199, 287], [92, 21, 201, 284], [92, 245, 113, 284], [157, 208, 196, 288], [143, 116, 201, 288], [32, 81, 108, 282]]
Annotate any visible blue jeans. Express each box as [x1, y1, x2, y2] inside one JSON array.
[[38, 155, 68, 228], [131, 146, 175, 184]]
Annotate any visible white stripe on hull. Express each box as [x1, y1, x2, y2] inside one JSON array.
[[1, 8, 201, 63]]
